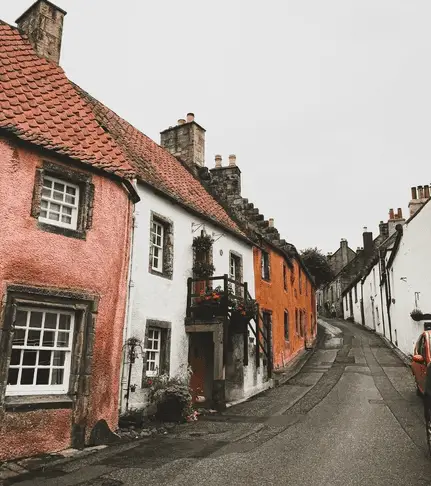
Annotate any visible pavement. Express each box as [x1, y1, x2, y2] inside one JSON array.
[[3, 319, 431, 485]]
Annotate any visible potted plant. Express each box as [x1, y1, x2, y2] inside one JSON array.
[[147, 367, 194, 423], [192, 261, 215, 279], [192, 234, 214, 254], [229, 295, 258, 332], [192, 286, 225, 320]]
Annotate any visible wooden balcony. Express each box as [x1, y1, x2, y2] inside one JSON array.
[[185, 274, 272, 375]]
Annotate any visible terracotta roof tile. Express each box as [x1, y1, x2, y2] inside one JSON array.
[[74, 87, 243, 236], [0, 21, 134, 179]]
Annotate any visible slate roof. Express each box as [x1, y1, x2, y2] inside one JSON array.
[[340, 232, 396, 296], [0, 20, 243, 237]]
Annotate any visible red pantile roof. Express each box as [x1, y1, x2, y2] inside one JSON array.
[[0, 20, 244, 237], [74, 88, 244, 236], [0, 21, 134, 178]]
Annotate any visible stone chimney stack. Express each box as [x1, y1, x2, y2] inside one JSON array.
[[209, 153, 242, 198], [362, 227, 373, 255], [160, 113, 206, 169], [16, 0, 67, 65], [387, 207, 406, 237], [379, 220, 389, 239], [409, 184, 431, 217]]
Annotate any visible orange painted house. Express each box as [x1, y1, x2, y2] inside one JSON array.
[[253, 242, 317, 372]]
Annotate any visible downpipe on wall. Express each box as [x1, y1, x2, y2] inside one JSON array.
[[119, 197, 137, 413]]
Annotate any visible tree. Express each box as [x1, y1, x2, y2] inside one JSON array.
[[300, 247, 333, 288]]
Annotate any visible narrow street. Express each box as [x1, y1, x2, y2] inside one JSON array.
[[9, 320, 431, 486]]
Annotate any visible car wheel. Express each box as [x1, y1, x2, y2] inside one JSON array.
[[424, 396, 431, 456]]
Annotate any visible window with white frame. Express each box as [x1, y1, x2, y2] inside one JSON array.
[[145, 328, 161, 376], [150, 221, 164, 272], [39, 176, 79, 230], [6, 307, 74, 395]]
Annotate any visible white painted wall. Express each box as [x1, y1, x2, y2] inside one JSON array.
[[387, 202, 431, 357], [342, 284, 361, 324], [121, 184, 266, 411], [361, 265, 381, 332]]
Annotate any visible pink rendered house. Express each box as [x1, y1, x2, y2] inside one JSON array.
[[0, 1, 139, 461]]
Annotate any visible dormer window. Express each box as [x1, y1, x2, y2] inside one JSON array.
[[39, 176, 79, 230]]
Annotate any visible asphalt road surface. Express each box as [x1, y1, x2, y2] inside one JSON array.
[[9, 320, 431, 486]]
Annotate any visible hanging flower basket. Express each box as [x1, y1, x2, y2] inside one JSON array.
[[192, 261, 215, 279], [192, 234, 214, 254]]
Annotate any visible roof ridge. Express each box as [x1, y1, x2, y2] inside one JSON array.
[[72, 84, 247, 240]]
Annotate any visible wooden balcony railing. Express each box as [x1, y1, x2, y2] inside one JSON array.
[[185, 274, 272, 376]]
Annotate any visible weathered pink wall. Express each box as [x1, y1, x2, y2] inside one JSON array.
[[0, 137, 132, 461]]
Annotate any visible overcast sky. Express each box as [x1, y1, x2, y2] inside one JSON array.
[[3, 1, 431, 253]]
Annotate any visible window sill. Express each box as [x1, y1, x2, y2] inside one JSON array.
[[5, 394, 74, 412], [149, 268, 173, 280], [38, 221, 86, 240]]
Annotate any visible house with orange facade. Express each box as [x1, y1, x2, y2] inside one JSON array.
[[253, 239, 317, 372]]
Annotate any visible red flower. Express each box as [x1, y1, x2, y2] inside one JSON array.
[[147, 379, 153, 386]]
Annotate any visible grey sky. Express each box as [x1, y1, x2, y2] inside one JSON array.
[[3, 1, 431, 253]]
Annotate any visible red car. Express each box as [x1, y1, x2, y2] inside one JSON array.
[[412, 331, 431, 395]]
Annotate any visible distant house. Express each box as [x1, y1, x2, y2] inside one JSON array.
[[0, 1, 139, 461], [318, 239, 356, 316], [321, 208, 405, 319], [327, 239, 356, 276]]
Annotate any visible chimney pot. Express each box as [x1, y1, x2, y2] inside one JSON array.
[[228, 154, 237, 167], [268, 218, 274, 228], [411, 187, 418, 199], [186, 113, 195, 123], [178, 119, 186, 125], [16, 0, 67, 64], [425, 185, 430, 199], [215, 154, 222, 168], [397, 208, 403, 219], [389, 209, 395, 220], [363, 226, 368, 233], [418, 185, 424, 199]]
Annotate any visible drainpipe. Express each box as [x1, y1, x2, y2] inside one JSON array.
[[384, 267, 393, 343], [119, 194, 137, 412]]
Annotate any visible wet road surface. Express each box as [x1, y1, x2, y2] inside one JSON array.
[[8, 320, 431, 486]]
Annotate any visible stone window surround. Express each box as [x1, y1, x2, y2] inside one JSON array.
[[261, 309, 273, 365], [261, 250, 271, 282], [31, 160, 95, 240], [149, 211, 174, 280], [0, 284, 97, 420], [229, 250, 244, 296], [284, 309, 289, 342], [142, 319, 171, 384]]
